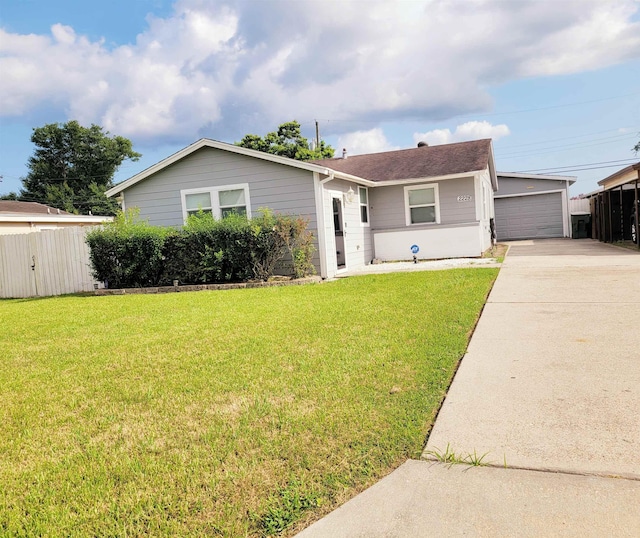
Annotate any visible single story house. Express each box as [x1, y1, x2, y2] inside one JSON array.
[[0, 201, 113, 235], [587, 162, 639, 247], [493, 172, 576, 241], [106, 138, 498, 279]]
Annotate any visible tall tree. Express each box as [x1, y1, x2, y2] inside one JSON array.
[[17, 121, 141, 215], [235, 120, 334, 161]]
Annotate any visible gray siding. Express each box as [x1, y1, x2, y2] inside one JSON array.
[[369, 176, 477, 230], [122, 146, 320, 271], [496, 177, 567, 196]]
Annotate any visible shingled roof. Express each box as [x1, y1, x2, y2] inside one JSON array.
[[314, 139, 492, 182], [0, 201, 71, 215]]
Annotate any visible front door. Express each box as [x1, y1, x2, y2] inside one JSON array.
[[332, 195, 346, 270]]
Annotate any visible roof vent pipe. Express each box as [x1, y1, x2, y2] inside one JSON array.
[[417, 141, 429, 147], [342, 148, 347, 159]]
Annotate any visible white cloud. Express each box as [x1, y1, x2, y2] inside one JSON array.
[[414, 121, 511, 146], [0, 0, 638, 143], [337, 128, 400, 155]]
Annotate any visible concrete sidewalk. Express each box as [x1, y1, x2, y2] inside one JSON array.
[[297, 239, 640, 537]]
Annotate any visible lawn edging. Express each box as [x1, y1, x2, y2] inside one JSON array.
[[94, 275, 323, 295]]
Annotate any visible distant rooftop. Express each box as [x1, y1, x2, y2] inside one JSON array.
[[0, 201, 72, 215]]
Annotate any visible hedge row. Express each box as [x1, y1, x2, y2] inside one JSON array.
[[86, 209, 315, 289]]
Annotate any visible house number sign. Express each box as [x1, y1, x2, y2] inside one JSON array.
[[457, 195, 472, 202]]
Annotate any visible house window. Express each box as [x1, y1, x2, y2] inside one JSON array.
[[404, 184, 440, 225], [181, 184, 251, 222], [185, 192, 213, 217], [218, 188, 247, 217], [359, 187, 369, 226], [332, 198, 342, 232]]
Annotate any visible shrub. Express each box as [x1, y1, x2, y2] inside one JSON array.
[[249, 209, 289, 281], [86, 209, 168, 288], [87, 208, 316, 288], [277, 214, 316, 279]]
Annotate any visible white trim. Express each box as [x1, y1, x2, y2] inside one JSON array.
[[313, 172, 328, 279], [561, 188, 569, 238], [497, 171, 577, 183], [107, 138, 335, 197], [404, 183, 441, 226], [180, 183, 251, 223], [358, 186, 370, 227], [473, 174, 482, 221]]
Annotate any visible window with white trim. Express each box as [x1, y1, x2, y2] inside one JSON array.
[[359, 187, 369, 226], [404, 184, 440, 225], [181, 184, 251, 221]]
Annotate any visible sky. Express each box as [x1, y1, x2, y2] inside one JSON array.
[[1, 0, 640, 198]]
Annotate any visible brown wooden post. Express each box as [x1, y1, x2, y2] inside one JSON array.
[[607, 189, 613, 243], [619, 185, 624, 242], [635, 179, 639, 248]]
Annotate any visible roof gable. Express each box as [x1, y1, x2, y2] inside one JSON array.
[[107, 138, 334, 197], [107, 137, 498, 197]]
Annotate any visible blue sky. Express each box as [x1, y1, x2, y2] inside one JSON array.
[[1, 0, 639, 198]]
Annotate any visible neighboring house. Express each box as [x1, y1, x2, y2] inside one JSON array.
[[587, 162, 639, 246], [106, 138, 498, 279], [0, 201, 113, 235], [493, 172, 576, 241]]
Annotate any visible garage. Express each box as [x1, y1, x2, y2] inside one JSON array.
[[494, 173, 575, 241], [495, 192, 563, 240]]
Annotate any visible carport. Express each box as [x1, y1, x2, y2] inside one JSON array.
[[590, 163, 640, 249]]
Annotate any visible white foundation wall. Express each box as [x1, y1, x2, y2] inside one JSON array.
[[373, 223, 482, 261]]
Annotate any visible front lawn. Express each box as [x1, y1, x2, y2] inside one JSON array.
[[0, 269, 497, 537]]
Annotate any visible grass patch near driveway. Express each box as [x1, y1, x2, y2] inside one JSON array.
[[0, 269, 497, 537]]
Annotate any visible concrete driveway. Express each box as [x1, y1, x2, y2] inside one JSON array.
[[297, 239, 640, 537], [426, 238, 640, 478]]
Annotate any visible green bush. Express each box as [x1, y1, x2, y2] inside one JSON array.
[[86, 209, 168, 288], [87, 208, 316, 288]]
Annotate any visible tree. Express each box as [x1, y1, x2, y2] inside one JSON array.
[[634, 137, 639, 154], [16, 121, 141, 215], [235, 120, 334, 161]]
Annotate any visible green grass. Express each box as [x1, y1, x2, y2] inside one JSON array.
[[0, 269, 497, 537]]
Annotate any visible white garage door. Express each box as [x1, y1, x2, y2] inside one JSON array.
[[495, 192, 564, 241]]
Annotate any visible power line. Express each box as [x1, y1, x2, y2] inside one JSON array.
[[497, 135, 638, 160], [496, 128, 635, 150], [516, 158, 638, 174], [496, 132, 636, 156]]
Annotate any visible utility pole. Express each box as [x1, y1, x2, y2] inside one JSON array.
[[315, 120, 320, 149]]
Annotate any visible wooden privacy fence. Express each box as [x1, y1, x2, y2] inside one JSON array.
[[0, 227, 99, 298]]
